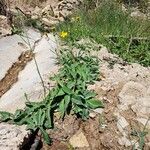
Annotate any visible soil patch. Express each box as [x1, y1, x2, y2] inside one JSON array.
[[0, 50, 34, 97]]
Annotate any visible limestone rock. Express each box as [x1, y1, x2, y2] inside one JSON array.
[[118, 136, 131, 147], [0, 123, 30, 150], [93, 108, 104, 114], [131, 11, 146, 19], [42, 5, 54, 17], [136, 118, 150, 129], [32, 6, 41, 15], [118, 81, 147, 105], [31, 0, 83, 27], [89, 112, 97, 118], [116, 115, 129, 135], [0, 15, 11, 38], [147, 86, 150, 96], [0, 30, 57, 113], [69, 130, 89, 148], [131, 97, 150, 118], [42, 18, 59, 26]]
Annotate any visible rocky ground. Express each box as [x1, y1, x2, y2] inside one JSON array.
[[42, 41, 150, 150], [0, 0, 83, 38], [0, 0, 150, 150]]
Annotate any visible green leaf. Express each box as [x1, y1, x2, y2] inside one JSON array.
[[67, 81, 76, 89], [46, 105, 52, 128], [40, 110, 46, 126], [26, 102, 39, 108], [32, 113, 38, 126], [72, 95, 85, 106], [59, 95, 70, 118], [57, 88, 65, 96], [64, 95, 71, 108], [40, 127, 51, 145], [87, 99, 104, 109], [37, 109, 43, 126], [80, 108, 89, 120], [0, 111, 13, 122], [13, 109, 26, 123], [73, 105, 83, 114], [59, 99, 65, 118], [84, 91, 96, 99], [26, 118, 37, 130], [62, 86, 72, 94], [50, 87, 59, 98]]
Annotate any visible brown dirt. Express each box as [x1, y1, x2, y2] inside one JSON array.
[[0, 50, 34, 97], [41, 62, 150, 150], [41, 87, 126, 150]]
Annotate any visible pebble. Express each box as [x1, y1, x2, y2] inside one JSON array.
[[69, 130, 89, 148]]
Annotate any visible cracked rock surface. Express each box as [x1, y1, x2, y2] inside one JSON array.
[[0, 123, 30, 150]]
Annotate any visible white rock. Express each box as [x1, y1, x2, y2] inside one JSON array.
[[118, 136, 131, 147], [0, 15, 12, 38], [89, 112, 97, 118], [42, 18, 59, 26], [31, 15, 39, 20], [147, 86, 150, 96], [131, 97, 150, 118], [117, 115, 129, 135], [131, 11, 146, 19], [69, 130, 89, 148], [0, 28, 41, 80], [136, 118, 150, 129], [0, 32, 57, 113], [93, 108, 104, 114], [0, 123, 30, 150], [33, 6, 41, 15], [119, 81, 147, 105]]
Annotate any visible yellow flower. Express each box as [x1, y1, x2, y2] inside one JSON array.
[[76, 16, 80, 21], [71, 16, 80, 22], [60, 31, 68, 38]]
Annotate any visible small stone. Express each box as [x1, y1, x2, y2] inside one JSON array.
[[136, 118, 150, 129], [117, 115, 129, 135], [131, 11, 146, 19], [59, 10, 72, 18], [33, 6, 41, 15], [93, 108, 104, 114], [0, 15, 12, 38], [89, 112, 97, 118], [31, 15, 39, 20], [42, 18, 59, 26], [69, 130, 89, 148], [58, 17, 64, 22]]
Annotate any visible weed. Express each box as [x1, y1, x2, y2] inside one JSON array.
[[131, 117, 150, 149], [0, 45, 103, 144], [131, 130, 148, 149]]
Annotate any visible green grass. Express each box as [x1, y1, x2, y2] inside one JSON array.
[[56, 0, 150, 66]]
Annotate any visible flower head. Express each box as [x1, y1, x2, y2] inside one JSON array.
[[71, 16, 80, 22], [76, 16, 80, 21], [60, 31, 68, 38]]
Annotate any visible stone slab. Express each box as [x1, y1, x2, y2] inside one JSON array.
[[0, 28, 41, 80], [0, 123, 29, 150], [0, 33, 57, 113]]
